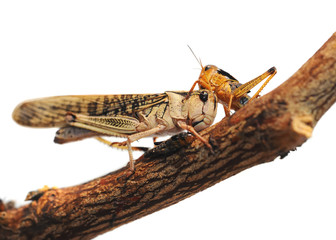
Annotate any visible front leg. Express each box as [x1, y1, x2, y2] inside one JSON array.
[[176, 121, 213, 150], [186, 80, 200, 99]]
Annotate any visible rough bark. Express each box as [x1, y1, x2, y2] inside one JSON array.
[[1, 32, 336, 240]]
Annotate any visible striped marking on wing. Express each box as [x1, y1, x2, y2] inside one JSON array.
[[12, 93, 168, 127]]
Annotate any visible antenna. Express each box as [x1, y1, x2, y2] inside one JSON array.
[[187, 45, 203, 68]]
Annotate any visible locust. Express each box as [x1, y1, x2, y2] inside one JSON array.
[[12, 90, 218, 171], [188, 47, 277, 116]]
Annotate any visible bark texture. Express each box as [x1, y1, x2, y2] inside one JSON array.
[[1, 32, 336, 240]]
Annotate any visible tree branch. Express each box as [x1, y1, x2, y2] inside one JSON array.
[[1, 32, 336, 240]]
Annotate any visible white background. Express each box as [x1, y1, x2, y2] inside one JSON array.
[[1, 1, 336, 239]]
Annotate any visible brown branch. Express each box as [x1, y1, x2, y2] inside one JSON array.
[[1, 32, 336, 240]]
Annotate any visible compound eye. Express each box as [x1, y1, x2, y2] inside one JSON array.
[[199, 91, 208, 102], [204, 65, 211, 71], [240, 96, 249, 105]]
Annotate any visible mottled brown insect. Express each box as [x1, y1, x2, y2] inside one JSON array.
[[13, 90, 218, 170]]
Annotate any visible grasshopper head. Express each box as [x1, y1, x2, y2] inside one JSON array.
[[187, 90, 218, 132], [199, 65, 237, 90], [199, 65, 218, 88]]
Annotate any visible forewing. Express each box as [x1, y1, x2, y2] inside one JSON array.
[[12, 93, 168, 127]]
